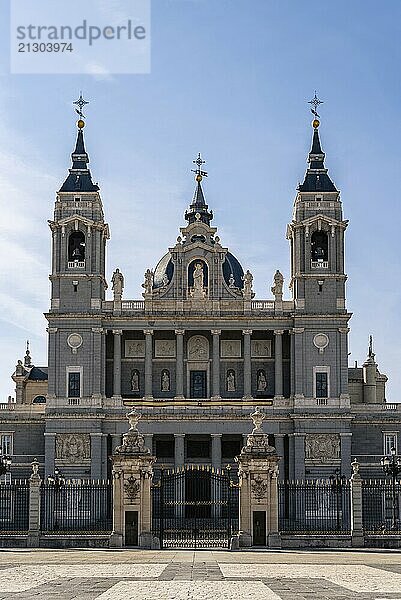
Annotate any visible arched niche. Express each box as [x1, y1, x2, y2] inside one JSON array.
[[68, 231, 86, 262], [311, 230, 328, 262], [188, 260, 208, 298]]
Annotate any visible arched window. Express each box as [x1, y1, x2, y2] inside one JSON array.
[[311, 231, 328, 262], [68, 231, 86, 262], [161, 369, 170, 392], [33, 395, 46, 404]]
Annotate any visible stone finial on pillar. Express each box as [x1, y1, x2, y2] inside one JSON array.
[[111, 410, 156, 549], [27, 459, 42, 547], [350, 458, 364, 547], [236, 410, 281, 548]]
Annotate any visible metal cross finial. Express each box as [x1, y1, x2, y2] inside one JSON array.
[[73, 92, 89, 119], [308, 91, 323, 119], [191, 152, 208, 180], [369, 335, 373, 357]]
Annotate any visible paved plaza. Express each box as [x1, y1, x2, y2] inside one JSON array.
[[0, 549, 400, 599]]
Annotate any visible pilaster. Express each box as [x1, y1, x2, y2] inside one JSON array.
[[175, 330, 185, 399], [211, 330, 221, 400], [242, 329, 252, 400], [144, 329, 154, 400]]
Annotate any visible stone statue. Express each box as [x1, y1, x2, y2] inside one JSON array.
[[271, 269, 284, 299], [191, 262, 205, 299], [161, 370, 170, 392], [115, 409, 150, 456], [131, 370, 139, 392], [226, 370, 236, 392], [239, 409, 277, 456], [112, 268, 124, 300], [142, 269, 154, 296], [257, 370, 267, 392], [162, 273, 169, 287], [242, 270, 254, 300], [228, 273, 235, 288]]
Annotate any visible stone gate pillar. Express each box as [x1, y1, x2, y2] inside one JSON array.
[[110, 410, 156, 549], [235, 409, 281, 548]]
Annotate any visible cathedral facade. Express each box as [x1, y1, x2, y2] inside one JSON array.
[[3, 108, 399, 483]]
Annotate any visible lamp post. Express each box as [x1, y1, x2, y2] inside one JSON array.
[[330, 468, 346, 531], [380, 447, 401, 531], [0, 454, 12, 477]]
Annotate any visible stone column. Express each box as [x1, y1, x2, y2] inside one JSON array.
[[110, 410, 156, 549], [211, 434, 222, 469], [235, 410, 281, 548], [340, 433, 352, 478], [350, 459, 364, 547], [293, 328, 304, 399], [242, 329, 253, 400], [174, 433, 185, 468], [143, 434, 153, 454], [274, 434, 285, 481], [27, 459, 41, 547], [274, 330, 284, 399], [175, 330, 185, 399], [211, 330, 221, 400], [293, 433, 305, 480], [44, 432, 56, 478], [90, 433, 103, 480], [144, 329, 154, 399], [92, 327, 104, 399], [112, 330, 122, 399]]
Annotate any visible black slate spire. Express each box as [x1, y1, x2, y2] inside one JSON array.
[[59, 126, 99, 193], [185, 153, 213, 225], [298, 122, 337, 193]]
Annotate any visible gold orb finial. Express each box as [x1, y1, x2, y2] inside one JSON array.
[[195, 174, 202, 182], [312, 118, 320, 129], [77, 119, 85, 129]]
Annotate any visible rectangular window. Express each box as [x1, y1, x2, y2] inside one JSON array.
[[68, 372, 81, 398], [316, 372, 328, 398], [0, 435, 12, 456], [384, 433, 398, 455]]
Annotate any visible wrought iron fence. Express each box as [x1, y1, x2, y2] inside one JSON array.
[[279, 479, 351, 534], [40, 480, 112, 533], [362, 479, 401, 533], [0, 480, 29, 533]]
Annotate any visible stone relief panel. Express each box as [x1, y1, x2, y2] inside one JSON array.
[[125, 340, 145, 358], [55, 434, 90, 463], [251, 340, 272, 358], [155, 340, 176, 358], [187, 335, 209, 360], [221, 340, 242, 358], [305, 434, 341, 463]]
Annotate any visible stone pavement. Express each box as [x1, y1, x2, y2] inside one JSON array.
[[0, 549, 400, 599]]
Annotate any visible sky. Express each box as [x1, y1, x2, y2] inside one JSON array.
[[0, 0, 400, 401]]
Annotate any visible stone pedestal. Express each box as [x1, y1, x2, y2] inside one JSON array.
[[235, 410, 281, 548], [350, 459, 365, 548], [27, 459, 41, 548], [111, 410, 156, 548]]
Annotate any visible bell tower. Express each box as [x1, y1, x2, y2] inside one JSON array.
[[287, 96, 348, 314], [49, 94, 109, 313]]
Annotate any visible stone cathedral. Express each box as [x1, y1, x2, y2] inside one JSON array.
[[3, 101, 400, 483]]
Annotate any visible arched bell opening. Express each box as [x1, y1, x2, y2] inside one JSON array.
[[68, 231, 86, 263], [311, 230, 328, 263]]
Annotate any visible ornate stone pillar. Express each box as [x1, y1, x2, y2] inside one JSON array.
[[110, 410, 156, 549], [242, 329, 253, 399], [211, 330, 221, 399], [175, 329, 185, 399], [235, 410, 281, 548], [27, 459, 41, 548], [144, 329, 153, 399], [274, 330, 284, 399], [112, 330, 122, 398], [174, 433, 185, 468], [350, 459, 364, 547]]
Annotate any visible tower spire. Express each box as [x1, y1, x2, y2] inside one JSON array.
[[298, 93, 337, 193], [59, 94, 99, 193], [185, 153, 213, 225]]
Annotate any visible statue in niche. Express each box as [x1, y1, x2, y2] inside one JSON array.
[[271, 269, 284, 299], [191, 262, 205, 299], [242, 270, 254, 300], [228, 273, 236, 288], [131, 370, 140, 392], [226, 370, 236, 392], [142, 269, 154, 296], [257, 370, 267, 392], [112, 268, 124, 300], [161, 370, 170, 392], [162, 273, 169, 287]]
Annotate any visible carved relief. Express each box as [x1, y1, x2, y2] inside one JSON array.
[[221, 340, 241, 358], [155, 340, 176, 358], [305, 434, 341, 462], [251, 340, 272, 358], [125, 340, 145, 358], [187, 335, 209, 360], [251, 475, 268, 501], [55, 434, 90, 463], [124, 475, 141, 502]]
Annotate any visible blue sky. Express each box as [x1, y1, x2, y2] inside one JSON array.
[[0, 0, 400, 400]]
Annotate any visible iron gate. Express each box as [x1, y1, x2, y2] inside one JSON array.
[[152, 465, 239, 549]]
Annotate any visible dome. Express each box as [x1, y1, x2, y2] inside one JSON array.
[[154, 252, 174, 288], [222, 252, 244, 288]]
